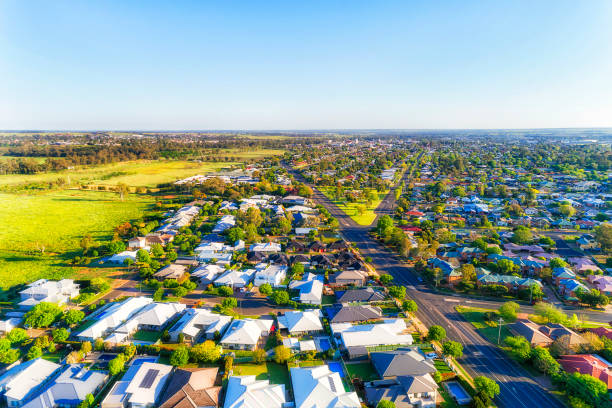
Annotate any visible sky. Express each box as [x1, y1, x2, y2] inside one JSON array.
[[1, 0, 611, 130]]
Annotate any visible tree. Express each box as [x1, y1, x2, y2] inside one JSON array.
[[388, 286, 406, 299], [549, 257, 568, 269], [52, 328, 69, 342], [109, 354, 126, 376], [79, 234, 94, 255], [221, 297, 238, 309], [565, 371, 609, 408], [498, 301, 520, 322], [77, 394, 94, 408], [26, 345, 43, 360], [253, 348, 267, 364], [460, 264, 476, 283], [190, 340, 222, 363], [24, 302, 63, 328], [533, 302, 567, 324], [531, 346, 560, 375], [442, 340, 463, 358], [576, 288, 609, 308], [274, 345, 292, 364], [504, 336, 532, 363], [81, 341, 92, 355], [356, 204, 366, 216], [271, 290, 290, 305], [496, 258, 518, 275], [595, 223, 612, 253], [136, 249, 151, 264], [217, 286, 233, 297], [291, 262, 305, 276], [64, 309, 85, 326], [427, 325, 446, 341], [377, 215, 394, 236], [402, 299, 418, 313], [379, 274, 393, 285], [116, 183, 129, 201], [123, 343, 137, 360], [94, 337, 105, 351], [173, 286, 188, 298], [376, 401, 396, 408], [259, 283, 273, 295], [170, 346, 190, 366], [153, 287, 164, 301], [511, 226, 532, 244], [151, 243, 165, 257], [550, 334, 577, 357], [7, 328, 28, 343], [559, 202, 576, 218], [474, 376, 500, 399]]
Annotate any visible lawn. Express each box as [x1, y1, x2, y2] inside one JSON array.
[[0, 189, 153, 291], [233, 362, 290, 387], [0, 151, 284, 188], [456, 306, 513, 344], [433, 359, 453, 374], [132, 330, 162, 343], [318, 187, 389, 226], [344, 362, 379, 382]]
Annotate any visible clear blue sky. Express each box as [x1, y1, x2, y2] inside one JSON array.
[[1, 0, 611, 130]]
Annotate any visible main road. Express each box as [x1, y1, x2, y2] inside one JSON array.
[[290, 165, 578, 408]]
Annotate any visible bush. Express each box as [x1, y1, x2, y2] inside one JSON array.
[[259, 283, 273, 295], [217, 286, 233, 297], [24, 302, 63, 328], [64, 309, 85, 326], [170, 346, 189, 366], [52, 328, 69, 342]]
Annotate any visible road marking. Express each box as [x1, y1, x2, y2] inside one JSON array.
[[444, 298, 460, 303]]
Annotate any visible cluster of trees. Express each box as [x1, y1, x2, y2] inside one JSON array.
[[170, 340, 222, 366]]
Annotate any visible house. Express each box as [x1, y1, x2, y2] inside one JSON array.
[[214, 269, 256, 288], [539, 324, 587, 347], [589, 275, 612, 295], [277, 310, 324, 335], [327, 305, 383, 324], [18, 279, 80, 309], [336, 288, 385, 304], [334, 319, 413, 350], [290, 366, 360, 408], [158, 368, 221, 408], [309, 241, 327, 253], [212, 215, 236, 233], [282, 195, 312, 206], [553, 267, 576, 286], [370, 348, 436, 378], [223, 376, 286, 408], [508, 319, 553, 347], [168, 308, 232, 343], [0, 318, 21, 335], [153, 264, 188, 281], [105, 302, 186, 344], [588, 326, 612, 340], [219, 319, 273, 350], [328, 270, 368, 287], [558, 279, 589, 298], [249, 243, 282, 253], [76, 297, 153, 341], [0, 359, 61, 407], [108, 250, 138, 265], [128, 237, 148, 249], [289, 273, 324, 305], [253, 264, 288, 287], [191, 264, 225, 284], [365, 375, 438, 408], [23, 365, 108, 408], [558, 355, 612, 390], [124, 362, 173, 408]]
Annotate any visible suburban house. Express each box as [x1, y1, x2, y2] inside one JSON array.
[[588, 327, 612, 340], [104, 302, 186, 344], [558, 355, 612, 390], [588, 275, 612, 295], [23, 365, 108, 408], [214, 268, 256, 288], [370, 348, 436, 378], [219, 319, 273, 350], [0, 317, 22, 335], [333, 319, 414, 351], [336, 287, 385, 304], [212, 215, 236, 234], [290, 366, 360, 408], [289, 273, 323, 305], [153, 264, 188, 281], [509, 320, 554, 347], [0, 358, 61, 407], [223, 376, 286, 408], [365, 375, 438, 408], [18, 279, 80, 309], [253, 264, 288, 287], [158, 367, 221, 408], [108, 250, 138, 265], [277, 310, 324, 335], [168, 308, 232, 343], [328, 270, 368, 287], [76, 296, 153, 342], [327, 305, 383, 324], [191, 264, 225, 284], [249, 243, 282, 253], [123, 362, 173, 408]]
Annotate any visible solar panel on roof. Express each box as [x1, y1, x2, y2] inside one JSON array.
[[328, 376, 337, 393], [140, 369, 159, 388]]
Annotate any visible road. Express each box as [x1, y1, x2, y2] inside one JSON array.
[[288, 164, 575, 408]]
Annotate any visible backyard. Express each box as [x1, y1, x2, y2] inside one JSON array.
[[344, 361, 378, 382], [232, 362, 290, 387]]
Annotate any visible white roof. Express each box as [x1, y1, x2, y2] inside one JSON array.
[[339, 319, 413, 348], [191, 264, 226, 281], [224, 376, 286, 408], [169, 308, 233, 339], [214, 269, 256, 287], [277, 310, 323, 334], [0, 358, 60, 401], [77, 296, 152, 340], [110, 302, 185, 338], [249, 242, 281, 252], [125, 362, 173, 406], [220, 319, 273, 346], [290, 366, 360, 408]]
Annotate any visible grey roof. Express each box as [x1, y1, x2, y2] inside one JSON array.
[[328, 305, 382, 323], [371, 349, 436, 378], [336, 288, 386, 304]]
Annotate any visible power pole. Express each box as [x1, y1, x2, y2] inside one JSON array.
[[498, 317, 503, 345]]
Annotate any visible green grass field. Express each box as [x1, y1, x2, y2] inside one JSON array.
[[0, 190, 153, 291], [0, 149, 284, 188], [233, 362, 290, 387], [318, 187, 388, 226], [345, 362, 379, 381], [456, 306, 513, 344]]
